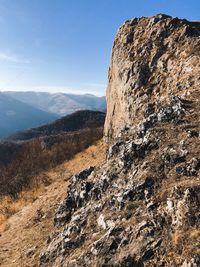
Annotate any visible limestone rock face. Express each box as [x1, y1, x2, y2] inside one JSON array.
[[39, 15, 200, 267], [105, 14, 200, 141]]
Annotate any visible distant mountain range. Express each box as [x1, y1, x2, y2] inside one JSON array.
[[0, 93, 58, 139], [0, 91, 106, 138], [8, 110, 106, 141], [4, 91, 106, 116], [0, 109, 105, 198]]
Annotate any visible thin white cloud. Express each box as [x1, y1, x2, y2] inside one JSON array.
[[0, 53, 18, 62], [0, 52, 30, 64]]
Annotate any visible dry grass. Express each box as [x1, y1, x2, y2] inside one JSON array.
[[190, 229, 200, 239], [0, 127, 103, 198], [0, 139, 107, 267]]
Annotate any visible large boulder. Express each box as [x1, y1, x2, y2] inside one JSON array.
[[105, 14, 200, 141]]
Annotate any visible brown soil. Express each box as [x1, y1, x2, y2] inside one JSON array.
[[0, 139, 107, 267]]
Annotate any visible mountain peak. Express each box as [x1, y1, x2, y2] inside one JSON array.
[[4, 91, 106, 117]]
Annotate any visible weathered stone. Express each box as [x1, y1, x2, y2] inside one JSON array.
[[40, 14, 200, 267], [176, 158, 200, 176], [104, 14, 199, 141]]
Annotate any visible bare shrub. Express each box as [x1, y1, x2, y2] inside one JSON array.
[[0, 127, 103, 198]]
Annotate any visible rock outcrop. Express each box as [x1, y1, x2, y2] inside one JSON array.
[[39, 14, 200, 267], [104, 14, 200, 141]]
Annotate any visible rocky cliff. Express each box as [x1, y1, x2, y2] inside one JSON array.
[[39, 15, 200, 267], [105, 14, 200, 141]]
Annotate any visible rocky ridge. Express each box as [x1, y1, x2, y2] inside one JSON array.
[[39, 15, 200, 266]]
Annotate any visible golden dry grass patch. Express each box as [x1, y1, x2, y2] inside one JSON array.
[[0, 139, 107, 267]]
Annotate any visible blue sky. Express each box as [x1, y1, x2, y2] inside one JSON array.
[[0, 0, 199, 96]]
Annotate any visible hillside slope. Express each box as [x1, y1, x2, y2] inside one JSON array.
[[0, 110, 105, 198], [8, 110, 105, 141], [4, 91, 106, 116], [38, 14, 200, 267], [0, 93, 58, 138], [0, 140, 107, 267]]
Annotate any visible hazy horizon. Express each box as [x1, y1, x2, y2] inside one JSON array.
[[0, 89, 106, 97], [0, 0, 199, 96]]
